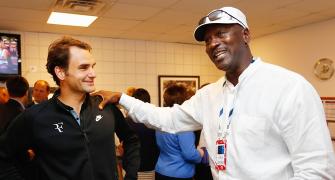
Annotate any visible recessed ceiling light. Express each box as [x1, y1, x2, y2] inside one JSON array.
[[47, 12, 97, 27]]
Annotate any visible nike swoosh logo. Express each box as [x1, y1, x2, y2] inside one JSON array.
[[95, 115, 103, 122]]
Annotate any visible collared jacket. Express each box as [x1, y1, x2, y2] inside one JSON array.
[[0, 93, 140, 180], [0, 98, 25, 134]]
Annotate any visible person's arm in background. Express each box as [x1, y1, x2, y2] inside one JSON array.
[[112, 105, 140, 180], [276, 79, 335, 179], [93, 91, 203, 134], [197, 131, 209, 165], [177, 132, 202, 163], [0, 113, 32, 180]]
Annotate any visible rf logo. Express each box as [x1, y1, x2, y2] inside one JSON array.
[[53, 122, 64, 133]]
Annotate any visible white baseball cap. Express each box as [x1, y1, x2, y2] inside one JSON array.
[[194, 7, 249, 41]]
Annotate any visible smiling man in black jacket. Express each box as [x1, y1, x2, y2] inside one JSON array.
[[0, 37, 140, 180]]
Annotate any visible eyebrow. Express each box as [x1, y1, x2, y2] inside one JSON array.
[[78, 62, 96, 68]]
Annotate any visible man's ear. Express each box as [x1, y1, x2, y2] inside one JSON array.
[[242, 28, 251, 44], [54, 66, 66, 81]]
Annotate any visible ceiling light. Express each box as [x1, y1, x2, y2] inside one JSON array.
[[47, 12, 97, 27]]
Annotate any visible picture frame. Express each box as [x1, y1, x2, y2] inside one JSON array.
[[321, 97, 335, 141], [158, 75, 200, 107]]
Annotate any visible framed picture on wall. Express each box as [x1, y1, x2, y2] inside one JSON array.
[[158, 75, 200, 107], [321, 97, 335, 141]]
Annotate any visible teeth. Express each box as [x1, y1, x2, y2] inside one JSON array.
[[214, 51, 225, 58]]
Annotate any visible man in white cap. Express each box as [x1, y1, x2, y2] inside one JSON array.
[[95, 7, 335, 179]]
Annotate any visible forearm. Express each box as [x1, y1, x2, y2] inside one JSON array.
[[287, 130, 335, 179], [112, 104, 140, 180], [178, 133, 202, 163], [120, 94, 202, 133], [279, 83, 335, 179], [122, 135, 140, 180], [288, 153, 335, 179]]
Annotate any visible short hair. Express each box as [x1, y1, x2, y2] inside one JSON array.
[[163, 84, 194, 107], [126, 87, 136, 96], [6, 76, 29, 98], [34, 80, 50, 92], [132, 88, 151, 103], [46, 36, 92, 85]]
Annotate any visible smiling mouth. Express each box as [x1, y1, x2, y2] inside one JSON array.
[[85, 81, 95, 85], [213, 50, 227, 59]]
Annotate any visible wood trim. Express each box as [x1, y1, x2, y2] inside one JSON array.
[[321, 97, 335, 100]]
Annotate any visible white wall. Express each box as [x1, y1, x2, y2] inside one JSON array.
[[251, 18, 335, 97], [2, 31, 222, 106]]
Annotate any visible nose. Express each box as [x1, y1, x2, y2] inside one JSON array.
[[88, 67, 96, 78], [208, 36, 220, 48], [206, 36, 220, 53]]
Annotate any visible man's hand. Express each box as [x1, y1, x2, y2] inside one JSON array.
[[197, 147, 205, 157], [27, 149, 35, 161], [116, 142, 124, 157], [198, 147, 209, 164], [91, 90, 122, 110]]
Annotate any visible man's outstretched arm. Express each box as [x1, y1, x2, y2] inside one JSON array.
[[92, 90, 203, 133]]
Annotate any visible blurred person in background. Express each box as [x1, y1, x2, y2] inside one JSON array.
[[27, 80, 50, 107], [0, 76, 35, 180], [0, 76, 29, 133], [8, 38, 19, 69], [0, 87, 9, 104], [126, 88, 159, 180], [0, 37, 10, 69], [155, 84, 204, 180]]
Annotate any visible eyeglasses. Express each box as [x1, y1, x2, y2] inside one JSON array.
[[198, 9, 247, 28]]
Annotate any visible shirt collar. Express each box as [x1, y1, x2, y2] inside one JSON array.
[[10, 98, 25, 110], [52, 89, 91, 111], [238, 57, 261, 83], [221, 57, 262, 88]]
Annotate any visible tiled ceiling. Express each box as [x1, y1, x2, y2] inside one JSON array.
[[0, 0, 335, 44]]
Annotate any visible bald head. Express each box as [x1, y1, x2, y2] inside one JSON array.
[[0, 87, 9, 104], [32, 80, 50, 103]]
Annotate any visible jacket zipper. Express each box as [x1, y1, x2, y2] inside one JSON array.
[[80, 110, 95, 180]]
